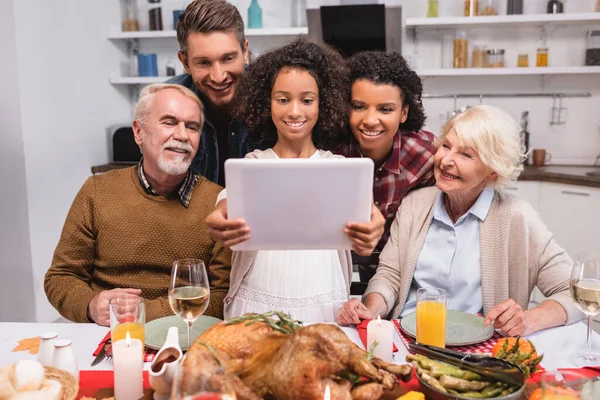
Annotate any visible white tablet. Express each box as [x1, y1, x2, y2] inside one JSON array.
[[225, 158, 374, 251]]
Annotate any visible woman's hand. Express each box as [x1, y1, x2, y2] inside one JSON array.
[[206, 199, 251, 247], [336, 298, 375, 326], [484, 299, 532, 336], [345, 203, 385, 256]]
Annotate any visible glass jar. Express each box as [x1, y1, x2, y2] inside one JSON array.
[[536, 48, 549, 67], [471, 45, 486, 68], [148, 0, 163, 31], [586, 30, 600, 66], [485, 49, 505, 68], [480, 0, 498, 15], [517, 53, 529, 67], [441, 34, 454, 69], [427, 0, 438, 17], [464, 0, 479, 16], [546, 0, 564, 14], [121, 0, 139, 31], [507, 0, 523, 15], [453, 31, 469, 69]]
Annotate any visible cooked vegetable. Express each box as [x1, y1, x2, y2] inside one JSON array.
[[491, 336, 543, 377], [438, 375, 492, 391], [421, 372, 448, 394]]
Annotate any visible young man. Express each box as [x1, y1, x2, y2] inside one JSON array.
[[44, 84, 231, 325], [168, 0, 259, 186]]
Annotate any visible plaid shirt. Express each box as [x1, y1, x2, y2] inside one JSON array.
[[339, 130, 437, 250], [137, 158, 199, 208]]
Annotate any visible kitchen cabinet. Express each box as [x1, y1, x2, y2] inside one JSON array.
[[505, 181, 540, 211], [538, 182, 600, 260]]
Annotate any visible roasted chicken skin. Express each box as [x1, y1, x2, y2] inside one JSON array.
[[182, 313, 412, 400]]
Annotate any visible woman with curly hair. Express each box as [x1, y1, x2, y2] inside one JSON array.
[[205, 38, 385, 321], [338, 51, 437, 281]]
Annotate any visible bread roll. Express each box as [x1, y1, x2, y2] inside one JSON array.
[[10, 361, 44, 392], [37, 378, 63, 400]]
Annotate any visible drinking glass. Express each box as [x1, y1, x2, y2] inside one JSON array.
[[169, 259, 210, 349], [416, 287, 448, 348], [109, 296, 145, 348], [541, 370, 595, 400], [170, 355, 236, 400], [569, 253, 600, 367]]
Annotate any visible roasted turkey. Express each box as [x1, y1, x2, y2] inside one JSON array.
[[181, 312, 412, 400]]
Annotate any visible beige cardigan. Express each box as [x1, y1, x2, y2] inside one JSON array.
[[223, 148, 354, 311], [365, 186, 584, 325]]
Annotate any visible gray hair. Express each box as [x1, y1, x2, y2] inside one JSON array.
[[134, 83, 204, 127], [435, 105, 526, 189]]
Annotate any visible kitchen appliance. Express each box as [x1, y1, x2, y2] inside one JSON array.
[[520, 111, 530, 166], [107, 124, 142, 164], [306, 4, 402, 57]]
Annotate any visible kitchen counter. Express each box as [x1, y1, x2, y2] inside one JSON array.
[[519, 165, 600, 188], [90, 163, 600, 188]]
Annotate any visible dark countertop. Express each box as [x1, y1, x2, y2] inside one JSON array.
[[520, 165, 600, 188], [91, 163, 600, 188]]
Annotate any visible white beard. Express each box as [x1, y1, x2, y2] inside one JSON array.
[[157, 153, 191, 175]]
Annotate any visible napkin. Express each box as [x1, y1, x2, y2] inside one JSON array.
[[356, 320, 399, 353], [93, 332, 157, 363]]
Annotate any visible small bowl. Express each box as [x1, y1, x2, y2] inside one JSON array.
[[416, 372, 525, 400], [44, 366, 78, 400]]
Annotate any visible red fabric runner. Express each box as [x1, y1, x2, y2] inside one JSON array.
[[93, 331, 157, 363], [356, 319, 399, 352]]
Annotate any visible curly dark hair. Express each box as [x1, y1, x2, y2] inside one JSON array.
[[234, 38, 349, 150], [348, 51, 426, 132]]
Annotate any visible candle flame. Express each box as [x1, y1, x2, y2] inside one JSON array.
[[126, 330, 131, 347], [323, 384, 331, 400], [377, 314, 382, 327]]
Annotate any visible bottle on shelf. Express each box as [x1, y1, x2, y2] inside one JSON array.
[[536, 48, 549, 67], [517, 53, 529, 68], [546, 0, 564, 14], [121, 0, 139, 32], [291, 0, 307, 28], [453, 31, 469, 68], [464, 0, 479, 16], [248, 0, 263, 29], [507, 0, 523, 15], [166, 60, 176, 77], [480, 0, 498, 16], [471, 45, 486, 68], [427, 0, 439, 18], [148, 0, 163, 31]]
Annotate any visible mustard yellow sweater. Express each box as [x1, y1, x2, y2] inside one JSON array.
[[44, 167, 231, 322]]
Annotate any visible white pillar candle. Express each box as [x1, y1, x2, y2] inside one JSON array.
[[366, 315, 394, 363], [113, 331, 144, 400]]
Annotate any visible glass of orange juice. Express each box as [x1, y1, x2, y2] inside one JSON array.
[[110, 296, 145, 352], [416, 287, 447, 348]]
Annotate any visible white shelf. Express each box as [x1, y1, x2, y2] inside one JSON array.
[[406, 12, 600, 28], [108, 27, 307, 39], [110, 77, 167, 85], [417, 66, 600, 77]]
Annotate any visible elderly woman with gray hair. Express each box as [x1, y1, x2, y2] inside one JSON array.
[[337, 105, 584, 335]]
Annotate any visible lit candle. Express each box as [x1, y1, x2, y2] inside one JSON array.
[[113, 331, 143, 400], [366, 315, 394, 362], [323, 384, 331, 400]]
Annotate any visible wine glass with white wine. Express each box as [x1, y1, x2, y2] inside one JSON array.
[[570, 253, 600, 367], [169, 259, 210, 349]]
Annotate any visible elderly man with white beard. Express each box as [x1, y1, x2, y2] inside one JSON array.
[[44, 84, 231, 325]]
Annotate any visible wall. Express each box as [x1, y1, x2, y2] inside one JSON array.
[[0, 0, 36, 322], [10, 0, 132, 322]]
